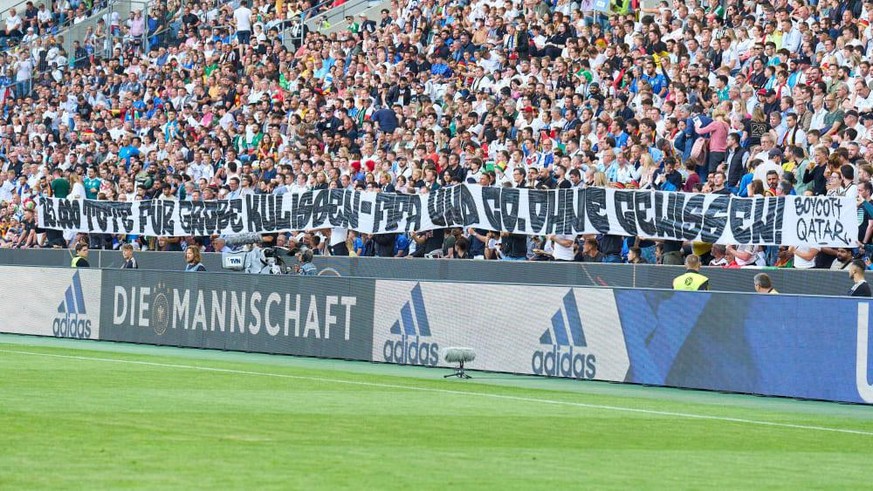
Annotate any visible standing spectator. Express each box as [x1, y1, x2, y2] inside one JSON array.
[[694, 109, 730, 173], [233, 1, 253, 46]]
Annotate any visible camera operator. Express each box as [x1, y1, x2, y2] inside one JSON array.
[[295, 250, 318, 276]]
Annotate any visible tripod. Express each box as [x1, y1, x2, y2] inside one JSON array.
[[444, 360, 472, 379]]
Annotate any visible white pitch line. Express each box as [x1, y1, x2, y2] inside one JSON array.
[[3, 348, 873, 437]]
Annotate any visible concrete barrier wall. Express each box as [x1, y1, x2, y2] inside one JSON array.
[[0, 248, 858, 295], [2, 265, 870, 404]]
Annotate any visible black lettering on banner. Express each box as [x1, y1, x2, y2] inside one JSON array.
[[501, 188, 521, 232], [375, 193, 400, 231], [348, 190, 360, 230], [670, 192, 685, 238], [633, 192, 656, 236], [40, 197, 57, 228], [585, 187, 610, 233], [35, 186, 852, 247], [327, 189, 344, 227], [613, 190, 637, 237], [147, 200, 161, 235], [398, 194, 421, 232], [774, 196, 784, 245], [458, 184, 479, 227], [653, 192, 680, 239], [426, 188, 447, 227], [83, 200, 107, 232], [311, 190, 330, 227], [110, 202, 134, 233], [61, 199, 80, 230], [215, 201, 229, 231], [543, 189, 564, 234], [481, 186, 502, 230], [275, 195, 291, 230], [230, 200, 244, 233], [528, 189, 549, 233], [751, 197, 777, 244], [179, 201, 194, 234], [163, 200, 176, 234], [572, 188, 587, 232], [137, 199, 149, 234], [700, 195, 729, 244], [558, 188, 576, 235], [681, 194, 705, 240], [729, 198, 753, 244], [245, 195, 262, 232], [444, 187, 461, 226], [191, 202, 208, 235], [292, 192, 313, 230], [264, 195, 278, 231]]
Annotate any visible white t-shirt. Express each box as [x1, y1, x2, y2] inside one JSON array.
[[330, 227, 348, 247], [233, 6, 252, 32], [6, 13, 22, 31], [793, 246, 817, 269], [551, 235, 576, 261]]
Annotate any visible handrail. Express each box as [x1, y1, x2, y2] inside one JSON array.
[[305, 0, 374, 28]]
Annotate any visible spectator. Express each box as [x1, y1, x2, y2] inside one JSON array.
[[0, 0, 864, 272]]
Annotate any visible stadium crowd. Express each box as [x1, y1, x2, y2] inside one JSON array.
[[1, 0, 873, 269]]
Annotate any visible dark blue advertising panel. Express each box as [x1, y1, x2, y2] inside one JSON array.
[[616, 290, 873, 404], [99, 270, 375, 361]]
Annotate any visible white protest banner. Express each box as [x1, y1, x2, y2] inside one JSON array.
[[37, 185, 857, 247]]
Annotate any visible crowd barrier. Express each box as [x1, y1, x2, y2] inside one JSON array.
[[0, 249, 862, 296], [2, 265, 871, 404]]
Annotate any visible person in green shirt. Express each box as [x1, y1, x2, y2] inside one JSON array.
[[51, 170, 70, 198], [344, 15, 357, 35], [83, 167, 101, 200], [822, 95, 844, 137]]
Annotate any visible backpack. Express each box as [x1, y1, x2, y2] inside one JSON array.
[[690, 136, 709, 164]]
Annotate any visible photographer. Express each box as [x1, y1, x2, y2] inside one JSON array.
[[296, 250, 318, 276]]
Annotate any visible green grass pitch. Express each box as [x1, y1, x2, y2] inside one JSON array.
[[2, 334, 873, 489]]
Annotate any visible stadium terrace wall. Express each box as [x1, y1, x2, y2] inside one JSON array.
[[0, 249, 863, 296], [1, 265, 871, 404]]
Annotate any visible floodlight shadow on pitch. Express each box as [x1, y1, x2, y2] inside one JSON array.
[[443, 347, 476, 379]]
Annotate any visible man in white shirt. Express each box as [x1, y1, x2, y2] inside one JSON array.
[[0, 172, 14, 202], [547, 234, 576, 261], [854, 78, 873, 112], [233, 1, 253, 45], [783, 113, 807, 148], [5, 8, 23, 45]]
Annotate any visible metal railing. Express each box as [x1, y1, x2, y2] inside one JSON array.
[[304, 0, 377, 35]]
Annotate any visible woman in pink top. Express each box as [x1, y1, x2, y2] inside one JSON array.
[[694, 109, 730, 173]]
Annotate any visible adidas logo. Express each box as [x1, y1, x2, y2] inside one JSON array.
[[531, 290, 596, 379], [383, 284, 440, 366], [52, 271, 92, 339]]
